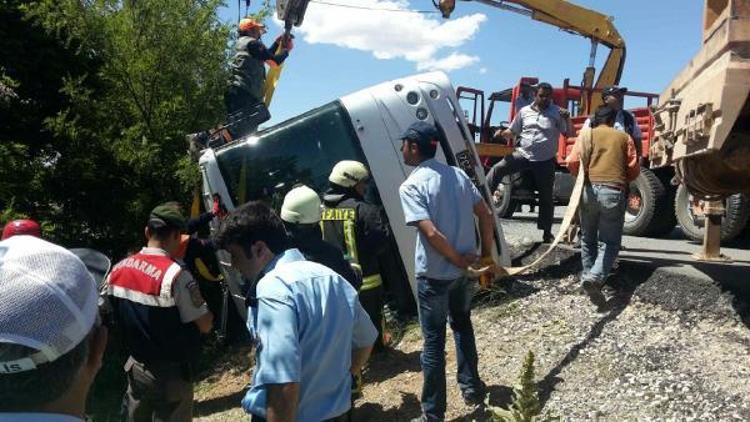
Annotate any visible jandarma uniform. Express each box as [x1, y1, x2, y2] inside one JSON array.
[[107, 246, 209, 421]]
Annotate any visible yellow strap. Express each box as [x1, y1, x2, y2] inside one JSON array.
[[360, 274, 382, 291], [263, 42, 285, 107], [195, 258, 223, 282], [468, 166, 586, 280], [190, 190, 201, 218]]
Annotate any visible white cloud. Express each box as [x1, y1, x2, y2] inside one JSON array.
[[417, 52, 480, 72], [290, 0, 486, 72], [479, 67, 488, 74]]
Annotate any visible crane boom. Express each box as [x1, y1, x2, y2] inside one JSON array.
[[277, 0, 626, 112], [442, 0, 626, 113]]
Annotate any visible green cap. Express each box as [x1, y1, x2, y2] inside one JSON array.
[[148, 202, 187, 230]]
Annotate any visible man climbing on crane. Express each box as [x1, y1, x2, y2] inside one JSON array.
[[186, 17, 294, 153], [225, 18, 293, 135]]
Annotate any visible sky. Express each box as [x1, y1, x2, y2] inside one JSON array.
[[218, 0, 704, 125]]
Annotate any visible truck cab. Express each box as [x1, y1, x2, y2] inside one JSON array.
[[199, 72, 511, 319]]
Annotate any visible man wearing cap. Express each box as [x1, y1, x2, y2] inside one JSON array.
[[322, 160, 391, 353], [107, 202, 214, 422], [225, 18, 292, 123], [213, 201, 377, 422], [281, 185, 361, 290], [487, 82, 573, 243], [398, 121, 496, 421], [584, 86, 643, 157], [1, 219, 41, 240], [0, 236, 108, 420]]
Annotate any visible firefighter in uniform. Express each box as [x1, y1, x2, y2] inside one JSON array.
[[107, 203, 214, 422], [322, 161, 389, 352], [280, 185, 362, 290]]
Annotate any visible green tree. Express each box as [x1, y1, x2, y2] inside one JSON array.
[[1, 0, 231, 256]]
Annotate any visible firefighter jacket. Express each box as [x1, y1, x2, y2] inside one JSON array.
[[322, 189, 390, 291], [107, 249, 202, 364], [288, 225, 362, 291]]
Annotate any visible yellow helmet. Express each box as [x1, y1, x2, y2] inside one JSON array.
[[329, 160, 369, 188], [281, 185, 321, 225]]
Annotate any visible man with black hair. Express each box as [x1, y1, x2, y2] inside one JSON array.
[[584, 86, 643, 157], [487, 82, 573, 243], [213, 201, 377, 422], [567, 105, 640, 307], [398, 121, 496, 421], [0, 236, 108, 421], [107, 202, 214, 422]]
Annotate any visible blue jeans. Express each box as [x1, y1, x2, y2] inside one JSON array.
[[417, 276, 482, 421], [580, 184, 627, 283]]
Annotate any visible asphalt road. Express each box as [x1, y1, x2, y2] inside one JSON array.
[[499, 205, 750, 299]]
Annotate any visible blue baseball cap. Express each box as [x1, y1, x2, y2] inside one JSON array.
[[400, 121, 440, 150]]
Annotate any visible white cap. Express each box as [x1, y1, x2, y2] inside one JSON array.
[[0, 236, 98, 374], [329, 160, 369, 188], [281, 185, 322, 225]]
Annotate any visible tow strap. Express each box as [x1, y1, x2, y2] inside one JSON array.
[[470, 133, 588, 278], [262, 33, 290, 107]]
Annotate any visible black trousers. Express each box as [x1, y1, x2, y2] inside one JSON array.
[[486, 152, 555, 233], [359, 284, 385, 352], [121, 358, 193, 422], [224, 88, 260, 117]]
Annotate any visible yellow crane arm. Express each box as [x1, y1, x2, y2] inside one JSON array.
[[443, 0, 627, 112]]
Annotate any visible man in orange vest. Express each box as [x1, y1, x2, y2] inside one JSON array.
[[107, 203, 214, 421]]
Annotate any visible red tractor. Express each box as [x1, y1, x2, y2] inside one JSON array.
[[457, 78, 680, 238]]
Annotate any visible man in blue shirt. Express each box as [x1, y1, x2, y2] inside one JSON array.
[[398, 122, 496, 421], [486, 82, 573, 243], [213, 202, 377, 422]]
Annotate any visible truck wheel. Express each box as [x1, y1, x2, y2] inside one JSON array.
[[645, 171, 677, 237], [674, 184, 750, 242], [493, 176, 518, 218], [623, 167, 665, 236]]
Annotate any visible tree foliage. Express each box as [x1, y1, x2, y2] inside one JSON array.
[[1, 0, 230, 257]]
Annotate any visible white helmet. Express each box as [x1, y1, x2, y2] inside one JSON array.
[[281, 185, 322, 225], [329, 160, 369, 188]]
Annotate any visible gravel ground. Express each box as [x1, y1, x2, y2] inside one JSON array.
[[193, 234, 750, 421]]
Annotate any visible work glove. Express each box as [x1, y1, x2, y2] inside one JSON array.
[[275, 34, 294, 52]]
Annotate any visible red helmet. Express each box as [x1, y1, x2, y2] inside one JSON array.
[[1, 219, 42, 240]]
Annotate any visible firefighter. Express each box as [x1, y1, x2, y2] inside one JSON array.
[[107, 203, 213, 421], [225, 18, 292, 125], [322, 161, 390, 352], [281, 185, 362, 290], [1, 219, 41, 240]]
